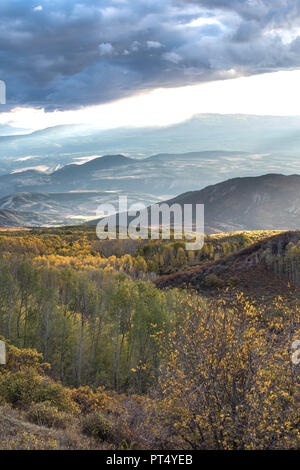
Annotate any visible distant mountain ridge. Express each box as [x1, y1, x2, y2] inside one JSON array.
[[164, 173, 300, 232], [88, 173, 300, 234], [2, 155, 300, 230], [2, 114, 300, 176], [0, 151, 253, 198]]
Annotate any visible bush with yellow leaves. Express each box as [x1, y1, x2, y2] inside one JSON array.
[[0, 341, 79, 414], [152, 294, 300, 450]]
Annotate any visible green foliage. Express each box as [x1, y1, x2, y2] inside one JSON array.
[[0, 244, 173, 391], [0, 368, 78, 412], [0, 342, 78, 412]]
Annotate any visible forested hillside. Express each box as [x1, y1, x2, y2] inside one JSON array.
[[0, 227, 299, 449]]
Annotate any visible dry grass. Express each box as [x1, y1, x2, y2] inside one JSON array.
[[0, 405, 114, 450]]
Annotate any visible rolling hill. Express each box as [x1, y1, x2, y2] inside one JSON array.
[[0, 155, 134, 197], [3, 165, 300, 230], [164, 173, 300, 232], [154, 230, 300, 302], [0, 150, 257, 198], [88, 173, 300, 234], [3, 114, 300, 176], [0, 191, 161, 220], [0, 209, 76, 228]]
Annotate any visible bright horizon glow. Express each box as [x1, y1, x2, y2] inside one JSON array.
[[2, 69, 300, 133]]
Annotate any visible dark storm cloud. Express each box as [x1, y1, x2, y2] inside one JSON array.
[[1, 0, 300, 110]]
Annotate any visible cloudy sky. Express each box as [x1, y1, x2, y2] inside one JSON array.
[[1, 0, 300, 131]]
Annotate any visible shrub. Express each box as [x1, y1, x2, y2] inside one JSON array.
[[0, 432, 58, 450], [82, 411, 114, 442], [0, 368, 79, 413], [155, 294, 300, 450], [71, 386, 101, 414], [27, 402, 73, 429], [227, 275, 239, 287], [204, 273, 225, 288], [4, 344, 50, 373]]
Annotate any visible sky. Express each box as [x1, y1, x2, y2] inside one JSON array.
[[1, 0, 300, 131]]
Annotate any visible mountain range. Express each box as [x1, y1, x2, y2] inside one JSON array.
[[89, 173, 300, 234], [1, 150, 300, 230], [3, 114, 300, 176], [2, 112, 300, 231], [164, 174, 300, 233], [0, 151, 255, 198]]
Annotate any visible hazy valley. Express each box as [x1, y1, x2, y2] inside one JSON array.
[[2, 147, 300, 231]]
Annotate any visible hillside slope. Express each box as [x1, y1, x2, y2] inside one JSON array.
[[0, 208, 82, 227], [155, 230, 300, 301], [0, 191, 160, 219], [0, 405, 104, 450], [3, 171, 300, 230], [164, 173, 300, 232], [88, 173, 300, 234]]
